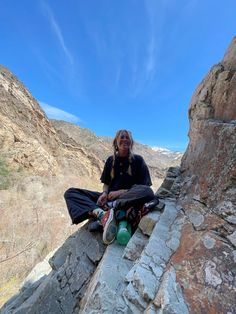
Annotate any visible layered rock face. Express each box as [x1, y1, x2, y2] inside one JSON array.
[[180, 37, 236, 208], [0, 65, 104, 304], [176, 37, 236, 312], [0, 65, 104, 177]]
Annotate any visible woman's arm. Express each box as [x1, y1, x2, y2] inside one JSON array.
[[102, 184, 109, 194], [107, 189, 127, 200], [97, 184, 109, 206]]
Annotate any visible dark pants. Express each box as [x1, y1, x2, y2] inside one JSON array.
[[64, 185, 154, 224]]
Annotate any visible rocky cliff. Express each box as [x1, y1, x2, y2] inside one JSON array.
[[180, 37, 236, 208], [0, 65, 104, 304], [1, 38, 235, 313], [0, 65, 104, 177], [175, 37, 236, 313]]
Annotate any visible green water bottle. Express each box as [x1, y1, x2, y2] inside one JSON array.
[[116, 220, 131, 246]]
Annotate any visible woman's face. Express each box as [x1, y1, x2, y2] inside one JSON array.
[[116, 131, 131, 154]]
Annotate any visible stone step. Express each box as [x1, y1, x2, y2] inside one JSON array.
[[152, 266, 189, 313], [123, 227, 149, 262], [123, 200, 185, 312], [79, 200, 185, 314], [123, 207, 163, 262], [139, 210, 162, 236], [79, 243, 134, 313], [79, 203, 167, 313]]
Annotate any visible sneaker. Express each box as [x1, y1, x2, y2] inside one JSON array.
[[88, 220, 103, 233], [100, 208, 117, 245], [126, 207, 139, 223], [144, 197, 160, 210]]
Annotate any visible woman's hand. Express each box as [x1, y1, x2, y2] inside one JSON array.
[[97, 192, 108, 206], [107, 189, 127, 201]]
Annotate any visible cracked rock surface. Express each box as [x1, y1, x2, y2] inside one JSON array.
[[1, 227, 106, 314], [177, 36, 236, 313]]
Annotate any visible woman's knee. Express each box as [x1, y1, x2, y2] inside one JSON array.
[[133, 184, 154, 197], [64, 187, 77, 200], [146, 186, 154, 197]]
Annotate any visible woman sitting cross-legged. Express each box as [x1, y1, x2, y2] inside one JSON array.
[[64, 129, 156, 245]]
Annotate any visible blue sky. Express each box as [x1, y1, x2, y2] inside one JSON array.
[[0, 0, 235, 151]]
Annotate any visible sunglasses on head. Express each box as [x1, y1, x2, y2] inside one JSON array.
[[120, 135, 130, 140]]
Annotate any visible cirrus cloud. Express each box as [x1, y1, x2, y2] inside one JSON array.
[[39, 101, 81, 124]]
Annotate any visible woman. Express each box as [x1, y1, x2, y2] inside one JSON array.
[[64, 129, 154, 245]]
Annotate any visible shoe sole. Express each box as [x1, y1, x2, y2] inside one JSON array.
[[88, 221, 103, 233], [102, 209, 117, 245]]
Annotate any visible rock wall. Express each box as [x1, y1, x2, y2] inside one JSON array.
[[180, 37, 236, 209], [176, 37, 236, 312]]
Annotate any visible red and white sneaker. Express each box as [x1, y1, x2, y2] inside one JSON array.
[[100, 208, 117, 245]]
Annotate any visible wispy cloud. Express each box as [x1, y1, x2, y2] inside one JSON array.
[[41, 1, 73, 65], [146, 36, 158, 80], [114, 64, 121, 89], [130, 46, 141, 97], [144, 0, 161, 83], [40, 101, 81, 124], [129, 1, 161, 97], [144, 0, 181, 82]]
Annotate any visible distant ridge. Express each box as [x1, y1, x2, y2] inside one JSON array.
[[51, 119, 183, 183]]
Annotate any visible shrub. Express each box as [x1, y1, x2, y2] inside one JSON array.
[[0, 157, 11, 190]]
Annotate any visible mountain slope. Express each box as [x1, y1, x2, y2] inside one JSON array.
[[51, 119, 182, 189], [0, 65, 103, 305]]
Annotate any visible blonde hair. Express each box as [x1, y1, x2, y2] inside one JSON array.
[[111, 129, 134, 179]]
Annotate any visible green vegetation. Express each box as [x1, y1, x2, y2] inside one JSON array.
[[0, 157, 11, 190], [38, 241, 49, 259], [0, 156, 24, 189]]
